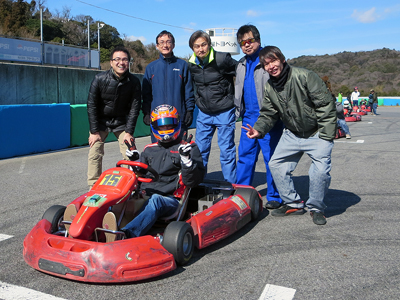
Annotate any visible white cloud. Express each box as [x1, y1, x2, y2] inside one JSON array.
[[247, 10, 260, 17], [126, 35, 146, 43], [351, 7, 377, 23]]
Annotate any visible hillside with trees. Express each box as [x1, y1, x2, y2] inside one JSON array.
[[288, 48, 400, 97], [1, 1, 400, 96], [0, 0, 159, 71]]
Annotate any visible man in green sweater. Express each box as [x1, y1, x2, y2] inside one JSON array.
[[243, 46, 337, 225]]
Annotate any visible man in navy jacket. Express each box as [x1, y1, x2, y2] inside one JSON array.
[[142, 30, 195, 142]]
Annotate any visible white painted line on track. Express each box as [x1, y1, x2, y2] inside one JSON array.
[[0, 233, 13, 242], [19, 157, 27, 174], [259, 284, 296, 300], [335, 140, 364, 143], [0, 281, 68, 300]]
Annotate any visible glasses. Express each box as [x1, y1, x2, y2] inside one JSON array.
[[158, 41, 173, 46], [239, 38, 256, 46], [193, 42, 208, 50], [112, 57, 129, 63]]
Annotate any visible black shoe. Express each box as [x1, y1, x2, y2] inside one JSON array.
[[271, 204, 306, 217], [121, 229, 130, 239], [265, 200, 282, 209], [310, 211, 327, 225]]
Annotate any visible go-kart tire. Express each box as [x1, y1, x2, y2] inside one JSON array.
[[234, 188, 261, 221], [162, 221, 194, 266], [42, 205, 66, 233]]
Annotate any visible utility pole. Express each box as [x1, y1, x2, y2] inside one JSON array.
[[40, 7, 44, 65], [87, 19, 91, 68], [97, 23, 105, 70]]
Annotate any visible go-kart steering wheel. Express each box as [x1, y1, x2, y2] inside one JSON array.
[[116, 160, 159, 183]]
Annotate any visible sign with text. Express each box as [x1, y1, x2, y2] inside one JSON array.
[[44, 44, 88, 67], [0, 37, 41, 63]]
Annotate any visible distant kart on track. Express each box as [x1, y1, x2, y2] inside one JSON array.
[[344, 108, 362, 122]]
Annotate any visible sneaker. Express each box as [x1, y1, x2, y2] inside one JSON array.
[[265, 200, 282, 209], [102, 212, 118, 243], [310, 211, 327, 225], [271, 204, 306, 217], [64, 204, 77, 235], [346, 134, 351, 139]]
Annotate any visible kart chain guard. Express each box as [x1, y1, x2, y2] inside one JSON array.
[[38, 258, 85, 277]]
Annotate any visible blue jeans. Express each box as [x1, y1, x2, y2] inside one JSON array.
[[121, 194, 178, 237], [373, 103, 378, 115], [268, 129, 334, 213], [237, 117, 283, 202], [337, 119, 350, 135], [195, 107, 237, 183]]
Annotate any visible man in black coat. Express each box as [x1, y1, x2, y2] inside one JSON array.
[[87, 46, 141, 188]]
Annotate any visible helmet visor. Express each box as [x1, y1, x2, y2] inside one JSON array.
[[151, 117, 179, 130]]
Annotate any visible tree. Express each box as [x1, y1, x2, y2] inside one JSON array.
[[0, 0, 34, 35], [25, 18, 63, 40], [94, 24, 123, 49], [61, 20, 86, 46], [0, 0, 12, 34], [145, 43, 159, 63], [338, 85, 351, 97]]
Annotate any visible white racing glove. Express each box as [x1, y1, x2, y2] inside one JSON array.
[[178, 143, 192, 167], [125, 149, 140, 161]]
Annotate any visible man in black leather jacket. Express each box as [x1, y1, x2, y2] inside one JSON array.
[[87, 46, 141, 188]]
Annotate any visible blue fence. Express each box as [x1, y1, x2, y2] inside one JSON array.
[[0, 103, 199, 160]]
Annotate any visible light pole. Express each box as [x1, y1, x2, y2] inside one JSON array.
[[87, 19, 90, 68], [97, 23, 105, 70]]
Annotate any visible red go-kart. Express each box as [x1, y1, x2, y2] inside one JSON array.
[[344, 108, 362, 122], [360, 104, 372, 112], [351, 106, 367, 116], [23, 160, 262, 283]]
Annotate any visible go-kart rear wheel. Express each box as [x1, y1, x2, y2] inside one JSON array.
[[42, 205, 66, 233], [234, 188, 261, 221], [162, 221, 194, 266]]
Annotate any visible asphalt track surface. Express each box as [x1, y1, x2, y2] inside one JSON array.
[[1, 106, 400, 300]]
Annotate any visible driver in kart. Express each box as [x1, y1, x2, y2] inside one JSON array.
[[103, 104, 205, 240]]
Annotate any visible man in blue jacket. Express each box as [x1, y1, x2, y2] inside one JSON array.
[[142, 30, 195, 142], [234, 25, 284, 209]]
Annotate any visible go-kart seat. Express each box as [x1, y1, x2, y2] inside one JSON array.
[[160, 173, 191, 222], [159, 186, 191, 222]]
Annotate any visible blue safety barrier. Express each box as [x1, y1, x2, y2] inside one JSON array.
[[0, 104, 70, 159]]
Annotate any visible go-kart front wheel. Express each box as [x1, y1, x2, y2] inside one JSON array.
[[42, 205, 66, 233], [162, 221, 194, 266]]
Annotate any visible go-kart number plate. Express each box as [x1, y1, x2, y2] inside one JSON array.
[[39, 258, 85, 277], [100, 174, 122, 186], [230, 195, 248, 210]]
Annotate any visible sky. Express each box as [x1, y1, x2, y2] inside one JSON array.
[[44, 0, 400, 59]]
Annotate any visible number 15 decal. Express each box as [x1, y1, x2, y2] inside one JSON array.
[[100, 174, 122, 186]]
